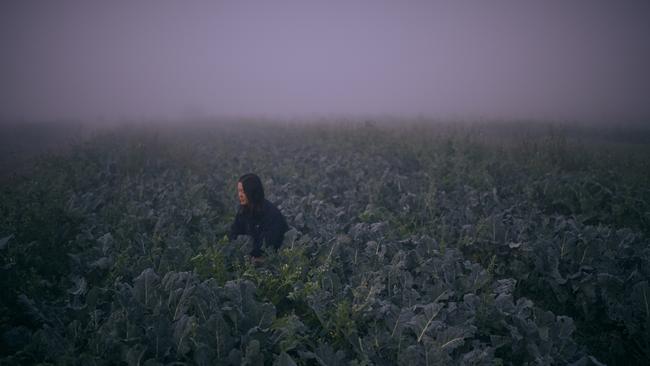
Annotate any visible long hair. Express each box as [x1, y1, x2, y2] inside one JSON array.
[[238, 173, 265, 216]]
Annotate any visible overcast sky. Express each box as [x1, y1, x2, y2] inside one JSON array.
[[1, 0, 649, 122]]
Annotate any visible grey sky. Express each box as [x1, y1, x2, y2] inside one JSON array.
[[1, 0, 649, 122]]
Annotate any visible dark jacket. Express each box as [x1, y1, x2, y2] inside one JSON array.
[[228, 199, 289, 257]]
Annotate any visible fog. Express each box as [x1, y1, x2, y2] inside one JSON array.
[[1, 0, 650, 123]]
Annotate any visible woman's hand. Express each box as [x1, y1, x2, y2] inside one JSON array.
[[250, 255, 265, 266]]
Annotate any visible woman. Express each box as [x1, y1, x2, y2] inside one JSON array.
[[228, 173, 288, 263]]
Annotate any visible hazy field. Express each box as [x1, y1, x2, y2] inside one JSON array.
[[1, 120, 649, 365]]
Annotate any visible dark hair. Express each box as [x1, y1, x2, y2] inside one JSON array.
[[238, 173, 265, 215]]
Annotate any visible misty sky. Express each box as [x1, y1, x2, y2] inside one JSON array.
[[1, 0, 650, 122]]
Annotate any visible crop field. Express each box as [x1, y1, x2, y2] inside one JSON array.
[[1, 120, 649, 365]]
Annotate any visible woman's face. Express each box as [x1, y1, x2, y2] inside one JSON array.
[[237, 182, 248, 206]]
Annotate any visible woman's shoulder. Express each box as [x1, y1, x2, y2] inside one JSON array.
[[262, 200, 287, 231], [262, 198, 278, 210], [262, 199, 283, 216]]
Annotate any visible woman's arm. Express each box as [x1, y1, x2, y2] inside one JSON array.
[[230, 211, 265, 257], [228, 211, 246, 240]]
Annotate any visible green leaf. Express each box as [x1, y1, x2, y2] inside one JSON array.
[[172, 314, 195, 356], [0, 234, 13, 250], [274, 352, 297, 366], [133, 268, 160, 307]]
